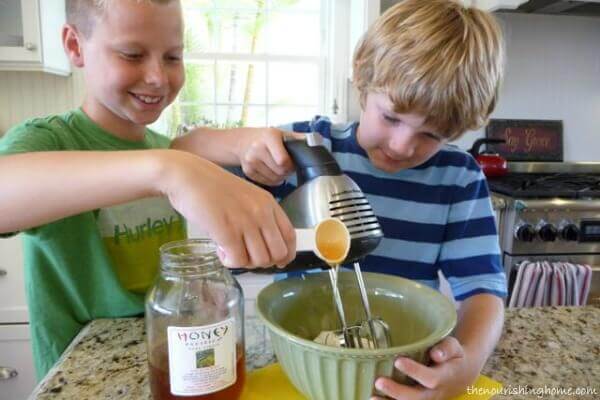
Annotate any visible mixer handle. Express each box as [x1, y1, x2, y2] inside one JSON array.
[[284, 138, 342, 185]]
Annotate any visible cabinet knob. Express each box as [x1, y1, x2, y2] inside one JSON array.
[[25, 42, 37, 51], [0, 269, 6, 277], [0, 367, 18, 380]]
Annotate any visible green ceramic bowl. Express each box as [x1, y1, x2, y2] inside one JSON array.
[[256, 271, 457, 400]]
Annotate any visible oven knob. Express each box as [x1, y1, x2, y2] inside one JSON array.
[[515, 224, 536, 242], [561, 224, 579, 242], [538, 224, 558, 242]]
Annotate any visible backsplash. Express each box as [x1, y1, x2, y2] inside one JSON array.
[[0, 70, 84, 135]]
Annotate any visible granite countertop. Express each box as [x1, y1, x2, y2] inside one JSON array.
[[30, 305, 600, 399]]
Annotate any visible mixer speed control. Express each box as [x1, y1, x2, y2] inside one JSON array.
[[514, 223, 536, 242], [538, 223, 558, 242]]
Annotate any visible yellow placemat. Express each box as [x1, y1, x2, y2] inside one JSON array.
[[454, 375, 503, 400], [240, 363, 502, 400]]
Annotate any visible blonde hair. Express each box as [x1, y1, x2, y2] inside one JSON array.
[[353, 0, 505, 139], [66, 0, 177, 37]]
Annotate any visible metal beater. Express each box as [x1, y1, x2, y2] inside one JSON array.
[[327, 263, 391, 349]]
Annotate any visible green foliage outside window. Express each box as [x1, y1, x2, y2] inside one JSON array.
[[161, 0, 304, 137]]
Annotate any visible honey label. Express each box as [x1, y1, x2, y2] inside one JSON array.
[[167, 319, 237, 395]]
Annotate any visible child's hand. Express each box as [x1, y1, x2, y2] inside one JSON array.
[[371, 337, 479, 400], [158, 150, 296, 269], [235, 128, 304, 186]]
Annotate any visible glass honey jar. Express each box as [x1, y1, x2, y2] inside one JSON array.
[[145, 239, 245, 399]]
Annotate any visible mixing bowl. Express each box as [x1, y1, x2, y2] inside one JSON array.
[[256, 271, 457, 400]]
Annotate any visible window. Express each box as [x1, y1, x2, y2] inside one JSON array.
[[153, 0, 335, 137]]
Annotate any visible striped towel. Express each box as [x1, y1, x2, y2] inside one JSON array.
[[509, 261, 592, 308]]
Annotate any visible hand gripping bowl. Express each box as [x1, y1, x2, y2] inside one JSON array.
[[256, 272, 457, 400]]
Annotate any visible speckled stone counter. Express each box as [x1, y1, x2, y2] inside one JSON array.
[[30, 305, 599, 399], [29, 316, 276, 399], [481, 306, 599, 399]]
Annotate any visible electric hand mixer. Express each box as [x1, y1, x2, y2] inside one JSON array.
[[281, 132, 391, 349]]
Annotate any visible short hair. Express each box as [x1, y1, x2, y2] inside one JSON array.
[[66, 0, 177, 37], [352, 0, 505, 139]]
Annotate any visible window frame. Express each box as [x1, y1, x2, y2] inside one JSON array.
[[170, 0, 339, 130]]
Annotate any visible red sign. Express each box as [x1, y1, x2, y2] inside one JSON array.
[[485, 119, 563, 162]]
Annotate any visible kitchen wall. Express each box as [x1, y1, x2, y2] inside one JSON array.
[[2, 13, 599, 160], [0, 70, 84, 135], [349, 12, 600, 162]]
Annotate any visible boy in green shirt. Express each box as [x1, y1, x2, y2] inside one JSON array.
[[0, 0, 296, 378]]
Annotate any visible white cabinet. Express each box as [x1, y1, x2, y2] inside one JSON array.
[[0, 235, 35, 399], [0, 234, 28, 324], [0, 324, 36, 400], [0, 0, 70, 76]]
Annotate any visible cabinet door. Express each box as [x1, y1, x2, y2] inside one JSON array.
[[0, 324, 36, 400], [0, 235, 28, 324], [0, 0, 41, 62]]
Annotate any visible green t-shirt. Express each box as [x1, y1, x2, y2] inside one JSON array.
[[0, 109, 186, 379]]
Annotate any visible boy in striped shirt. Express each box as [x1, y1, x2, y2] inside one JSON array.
[[178, 0, 507, 398]]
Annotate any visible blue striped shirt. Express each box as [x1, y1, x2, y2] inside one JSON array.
[[272, 117, 507, 300]]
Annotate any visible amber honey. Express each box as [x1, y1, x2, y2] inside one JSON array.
[[317, 241, 347, 263], [314, 218, 350, 264], [149, 351, 245, 400]]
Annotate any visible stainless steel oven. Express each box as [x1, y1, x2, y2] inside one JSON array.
[[489, 162, 600, 306]]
